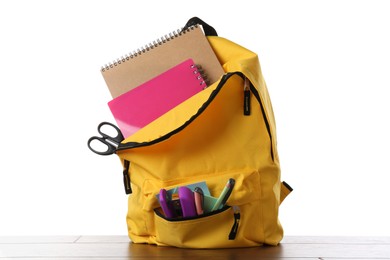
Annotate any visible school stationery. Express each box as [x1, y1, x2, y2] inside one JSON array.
[[155, 181, 211, 201], [194, 187, 204, 215], [178, 186, 197, 218], [87, 122, 124, 156], [108, 58, 207, 138], [159, 189, 176, 219], [211, 178, 235, 211], [101, 25, 224, 98]]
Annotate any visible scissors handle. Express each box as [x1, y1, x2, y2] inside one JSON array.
[[87, 136, 117, 155], [97, 122, 124, 144], [87, 122, 124, 156]]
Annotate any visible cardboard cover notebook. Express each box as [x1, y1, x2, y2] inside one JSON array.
[[108, 59, 207, 138], [101, 25, 224, 98]]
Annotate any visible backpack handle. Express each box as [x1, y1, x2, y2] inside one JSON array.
[[183, 17, 218, 36]]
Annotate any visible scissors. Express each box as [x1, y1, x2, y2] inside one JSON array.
[[88, 122, 124, 155]]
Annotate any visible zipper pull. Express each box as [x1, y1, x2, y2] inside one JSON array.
[[123, 160, 132, 194], [229, 206, 241, 240], [243, 77, 251, 116]]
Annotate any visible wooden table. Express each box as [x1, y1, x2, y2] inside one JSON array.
[[0, 236, 389, 259]]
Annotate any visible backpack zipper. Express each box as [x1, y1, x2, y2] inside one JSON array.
[[243, 77, 251, 116], [154, 205, 230, 221], [116, 72, 273, 160], [248, 79, 274, 161], [155, 205, 240, 241], [228, 206, 241, 240], [117, 72, 274, 194], [116, 72, 242, 151], [123, 160, 132, 194]]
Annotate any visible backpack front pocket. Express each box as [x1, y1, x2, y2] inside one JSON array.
[[143, 169, 264, 248], [154, 205, 243, 248]]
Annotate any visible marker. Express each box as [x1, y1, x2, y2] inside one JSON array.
[[178, 186, 197, 218], [211, 178, 235, 211], [194, 187, 204, 215], [159, 189, 176, 219]]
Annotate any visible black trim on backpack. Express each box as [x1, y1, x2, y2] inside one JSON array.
[[116, 72, 273, 158], [249, 82, 274, 161]]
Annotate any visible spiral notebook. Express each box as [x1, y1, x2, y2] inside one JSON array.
[[101, 25, 224, 98], [108, 58, 207, 138]]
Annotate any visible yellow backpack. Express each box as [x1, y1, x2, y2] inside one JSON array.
[[90, 17, 292, 248]]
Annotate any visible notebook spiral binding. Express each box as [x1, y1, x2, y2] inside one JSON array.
[[190, 64, 209, 88], [101, 25, 199, 72]]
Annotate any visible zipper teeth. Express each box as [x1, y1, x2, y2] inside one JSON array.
[[115, 72, 273, 154], [249, 83, 274, 160], [154, 205, 230, 222], [116, 72, 245, 151]]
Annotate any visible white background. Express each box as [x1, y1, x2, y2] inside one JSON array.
[[1, 0, 389, 236]]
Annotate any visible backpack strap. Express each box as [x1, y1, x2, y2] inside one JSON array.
[[280, 181, 293, 204], [183, 17, 218, 36]]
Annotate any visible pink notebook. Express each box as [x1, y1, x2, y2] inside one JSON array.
[[108, 59, 207, 138]]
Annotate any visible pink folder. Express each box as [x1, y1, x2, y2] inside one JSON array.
[[108, 58, 208, 138]]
